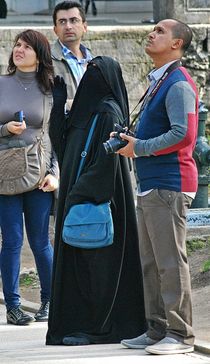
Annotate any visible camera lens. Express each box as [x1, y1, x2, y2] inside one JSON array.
[[103, 141, 114, 154], [103, 138, 128, 155]]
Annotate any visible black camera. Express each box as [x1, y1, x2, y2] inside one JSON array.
[[103, 123, 129, 154]]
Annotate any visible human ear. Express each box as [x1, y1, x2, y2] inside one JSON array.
[[172, 38, 183, 50]]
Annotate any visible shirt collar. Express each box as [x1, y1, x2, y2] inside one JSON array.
[[148, 60, 179, 84], [59, 39, 90, 61]]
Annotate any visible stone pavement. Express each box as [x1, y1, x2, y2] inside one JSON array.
[[1, 224, 210, 362], [0, 290, 210, 363], [0, 299, 210, 364]]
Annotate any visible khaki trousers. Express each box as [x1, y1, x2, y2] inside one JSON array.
[[137, 190, 194, 345]]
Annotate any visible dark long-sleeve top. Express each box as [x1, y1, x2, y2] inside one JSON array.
[[49, 98, 120, 211]]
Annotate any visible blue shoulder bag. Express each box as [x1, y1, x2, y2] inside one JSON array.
[[62, 115, 114, 249]]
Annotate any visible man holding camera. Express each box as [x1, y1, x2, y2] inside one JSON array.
[[117, 19, 198, 355]]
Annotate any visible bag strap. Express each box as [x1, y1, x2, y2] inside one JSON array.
[[40, 94, 51, 137], [75, 114, 98, 182]]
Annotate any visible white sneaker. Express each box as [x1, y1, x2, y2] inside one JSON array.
[[145, 336, 194, 355], [121, 333, 158, 349]]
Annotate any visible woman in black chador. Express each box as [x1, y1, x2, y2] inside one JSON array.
[[46, 56, 146, 346]]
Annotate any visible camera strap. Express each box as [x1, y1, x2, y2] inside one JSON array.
[[128, 60, 182, 129]]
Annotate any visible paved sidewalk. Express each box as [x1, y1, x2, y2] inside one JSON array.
[[0, 291, 210, 363], [0, 300, 210, 364]]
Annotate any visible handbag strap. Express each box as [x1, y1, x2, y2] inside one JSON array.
[[75, 114, 98, 182], [40, 94, 51, 138]]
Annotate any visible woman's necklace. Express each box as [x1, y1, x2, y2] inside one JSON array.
[[15, 76, 35, 91]]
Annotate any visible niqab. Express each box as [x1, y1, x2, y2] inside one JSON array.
[[68, 56, 129, 128]]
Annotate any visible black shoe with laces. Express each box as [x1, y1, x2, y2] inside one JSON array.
[[34, 301, 50, 322], [7, 307, 34, 326]]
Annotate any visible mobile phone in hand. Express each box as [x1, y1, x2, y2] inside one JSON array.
[[14, 110, 24, 123]]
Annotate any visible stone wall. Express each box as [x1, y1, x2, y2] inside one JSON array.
[[0, 24, 210, 121], [153, 0, 210, 24]]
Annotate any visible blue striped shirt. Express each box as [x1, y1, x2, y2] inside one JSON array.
[[60, 41, 92, 86]]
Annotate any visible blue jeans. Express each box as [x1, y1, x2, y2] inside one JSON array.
[[0, 189, 53, 310]]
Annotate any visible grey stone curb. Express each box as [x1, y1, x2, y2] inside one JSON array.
[[0, 291, 39, 313], [0, 290, 210, 355], [194, 341, 210, 355]]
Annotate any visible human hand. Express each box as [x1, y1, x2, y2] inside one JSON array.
[[6, 120, 26, 135], [39, 174, 59, 192], [116, 133, 137, 158], [52, 76, 67, 108]]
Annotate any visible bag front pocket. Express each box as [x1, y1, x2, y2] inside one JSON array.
[[0, 147, 27, 179], [0, 142, 46, 195]]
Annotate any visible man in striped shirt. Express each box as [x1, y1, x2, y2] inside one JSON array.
[[51, 1, 92, 111]]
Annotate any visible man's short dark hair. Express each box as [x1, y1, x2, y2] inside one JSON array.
[[53, 1, 86, 25], [171, 19, 193, 53]]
